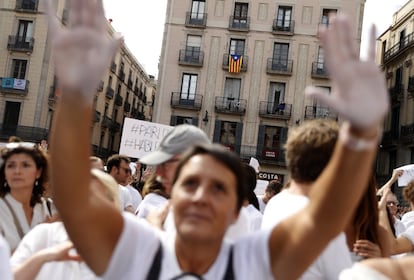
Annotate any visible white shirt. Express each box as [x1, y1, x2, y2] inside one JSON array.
[[394, 218, 406, 236], [0, 194, 49, 251], [0, 235, 12, 280], [225, 206, 251, 241], [136, 193, 168, 218], [118, 185, 133, 211], [257, 195, 267, 213], [245, 204, 263, 232], [103, 214, 274, 280], [125, 184, 142, 212], [339, 263, 390, 280], [401, 211, 414, 229], [262, 190, 353, 279], [10, 222, 100, 280]]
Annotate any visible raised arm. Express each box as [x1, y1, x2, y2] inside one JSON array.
[[377, 169, 403, 196], [47, 0, 123, 275], [269, 15, 389, 279]]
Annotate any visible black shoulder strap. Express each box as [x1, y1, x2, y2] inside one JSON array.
[[222, 245, 235, 280], [145, 242, 163, 280]]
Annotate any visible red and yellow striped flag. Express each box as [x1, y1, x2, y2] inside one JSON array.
[[229, 54, 243, 73]]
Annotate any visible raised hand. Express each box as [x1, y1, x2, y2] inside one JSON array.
[[46, 0, 123, 101], [306, 15, 389, 129], [353, 239, 382, 259]]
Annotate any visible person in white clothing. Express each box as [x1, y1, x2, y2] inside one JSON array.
[[47, 1, 388, 278], [11, 169, 119, 280], [257, 180, 283, 214], [0, 142, 54, 251], [136, 175, 168, 218], [401, 180, 414, 229], [0, 235, 12, 280], [262, 120, 352, 279]]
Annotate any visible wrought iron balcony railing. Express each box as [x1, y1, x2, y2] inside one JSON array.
[[259, 102, 292, 119], [170, 92, 203, 110], [215, 96, 247, 115]]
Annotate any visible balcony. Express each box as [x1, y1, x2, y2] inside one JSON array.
[[15, 0, 38, 12], [259, 102, 292, 120], [222, 54, 248, 72], [93, 110, 101, 123], [109, 121, 121, 132], [105, 86, 114, 99], [178, 48, 204, 67], [124, 101, 131, 112], [114, 94, 123, 106], [304, 106, 338, 120], [228, 16, 250, 32], [110, 62, 117, 73], [0, 125, 48, 143], [266, 59, 293, 75], [272, 19, 294, 35], [389, 84, 404, 104], [311, 62, 329, 79], [133, 86, 139, 96], [381, 130, 399, 149], [118, 70, 125, 82], [97, 80, 104, 92], [383, 32, 414, 64], [0, 77, 29, 95], [48, 86, 57, 106], [185, 12, 207, 28], [127, 78, 133, 89], [7, 35, 34, 52], [401, 123, 414, 146], [215, 96, 247, 115], [170, 92, 203, 110]]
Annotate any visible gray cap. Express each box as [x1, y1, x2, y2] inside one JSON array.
[[139, 124, 210, 165]]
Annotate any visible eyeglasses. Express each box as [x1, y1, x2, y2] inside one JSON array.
[[386, 201, 399, 207], [5, 142, 37, 150]]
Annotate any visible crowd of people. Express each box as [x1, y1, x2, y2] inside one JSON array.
[[2, 0, 414, 279]]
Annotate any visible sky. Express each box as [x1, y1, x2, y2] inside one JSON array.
[[102, 0, 409, 78]]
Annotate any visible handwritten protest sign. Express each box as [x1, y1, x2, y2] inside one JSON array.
[[119, 118, 173, 159], [396, 164, 414, 187]]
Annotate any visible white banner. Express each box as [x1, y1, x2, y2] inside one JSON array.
[[119, 118, 173, 159]]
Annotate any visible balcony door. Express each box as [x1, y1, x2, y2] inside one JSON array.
[[276, 6, 292, 30], [2, 101, 21, 133], [316, 47, 325, 72], [268, 82, 285, 112], [190, 0, 205, 20], [180, 74, 197, 104], [12, 59, 27, 79], [185, 35, 201, 62], [272, 43, 289, 70], [17, 20, 33, 46]]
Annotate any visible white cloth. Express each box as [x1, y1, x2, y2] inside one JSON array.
[[125, 185, 142, 211], [118, 185, 133, 211], [339, 263, 390, 280], [0, 194, 49, 251], [103, 214, 274, 280], [257, 195, 266, 213], [136, 193, 168, 218], [245, 205, 263, 232], [262, 190, 352, 279], [10, 222, 100, 280], [394, 218, 406, 236], [401, 211, 414, 229], [399, 225, 414, 245], [225, 206, 251, 241], [0, 235, 12, 280]]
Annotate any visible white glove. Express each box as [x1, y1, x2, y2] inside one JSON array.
[[46, 0, 123, 102], [305, 15, 389, 129]]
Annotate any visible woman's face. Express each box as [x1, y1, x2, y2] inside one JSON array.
[[4, 153, 42, 192], [171, 154, 238, 243]]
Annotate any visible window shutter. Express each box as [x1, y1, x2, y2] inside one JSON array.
[[213, 119, 221, 143]]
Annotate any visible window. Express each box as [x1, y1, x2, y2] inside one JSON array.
[[276, 6, 292, 30], [316, 47, 325, 72], [272, 43, 289, 70], [2, 102, 21, 132], [176, 116, 194, 125], [268, 82, 285, 105], [181, 74, 198, 100], [313, 86, 331, 117], [229, 39, 245, 55], [190, 0, 205, 20], [17, 20, 33, 43], [234, 2, 248, 20], [400, 30, 406, 49], [108, 76, 113, 87], [321, 8, 337, 25], [12, 59, 27, 79], [220, 121, 237, 147], [185, 35, 201, 62]]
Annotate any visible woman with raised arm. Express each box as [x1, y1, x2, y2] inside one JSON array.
[[47, 0, 388, 279]]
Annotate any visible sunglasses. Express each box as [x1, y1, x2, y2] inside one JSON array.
[[4, 142, 37, 150]]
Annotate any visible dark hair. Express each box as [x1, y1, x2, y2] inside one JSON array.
[[142, 174, 168, 199], [173, 144, 247, 212], [106, 154, 130, 173], [285, 119, 338, 183], [350, 175, 381, 246], [244, 164, 260, 210], [0, 147, 49, 207], [265, 180, 284, 195]]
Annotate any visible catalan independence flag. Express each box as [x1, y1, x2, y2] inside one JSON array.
[[229, 54, 243, 73]]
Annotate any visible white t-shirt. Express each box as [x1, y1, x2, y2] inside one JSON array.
[[125, 185, 142, 211], [10, 222, 100, 280], [0, 235, 12, 280], [262, 190, 352, 279], [103, 214, 274, 280], [224, 206, 251, 241], [394, 218, 406, 237], [0, 194, 49, 251], [399, 225, 414, 245], [401, 211, 414, 229], [136, 193, 168, 218], [339, 263, 390, 280], [257, 195, 266, 214], [245, 204, 263, 232], [118, 185, 133, 211]]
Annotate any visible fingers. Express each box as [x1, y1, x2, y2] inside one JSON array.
[[367, 24, 377, 62], [45, 0, 61, 39], [305, 86, 341, 113]]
